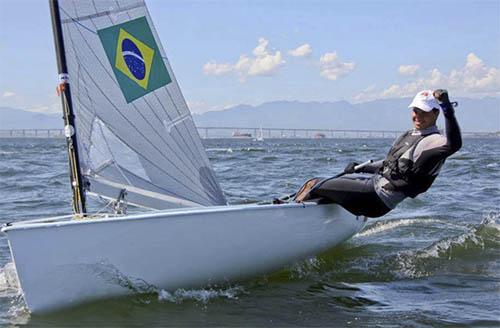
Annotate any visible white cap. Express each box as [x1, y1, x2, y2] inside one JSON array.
[[408, 90, 440, 112]]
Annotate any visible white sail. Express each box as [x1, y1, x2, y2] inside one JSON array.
[[57, 0, 226, 209]]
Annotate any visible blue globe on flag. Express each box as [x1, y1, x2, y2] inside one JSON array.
[[121, 38, 146, 80]]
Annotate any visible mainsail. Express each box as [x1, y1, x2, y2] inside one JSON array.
[[56, 0, 226, 209]]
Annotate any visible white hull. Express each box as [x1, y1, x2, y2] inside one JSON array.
[[2, 202, 365, 313]]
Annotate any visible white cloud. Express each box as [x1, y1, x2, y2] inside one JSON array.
[[28, 102, 61, 114], [354, 53, 500, 102], [202, 38, 285, 82], [319, 52, 355, 81], [288, 43, 312, 57], [2, 91, 15, 98], [202, 62, 233, 76], [398, 64, 419, 76], [186, 100, 237, 114]]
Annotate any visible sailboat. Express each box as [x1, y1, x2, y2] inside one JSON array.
[[1, 0, 366, 313], [255, 126, 264, 141]]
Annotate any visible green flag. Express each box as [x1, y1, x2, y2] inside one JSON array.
[[98, 16, 171, 103]]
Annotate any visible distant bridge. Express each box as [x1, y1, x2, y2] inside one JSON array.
[[0, 127, 498, 139]]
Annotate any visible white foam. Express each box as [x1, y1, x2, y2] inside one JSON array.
[[0, 262, 20, 294], [206, 148, 233, 153], [357, 218, 441, 237], [289, 257, 322, 279], [158, 286, 244, 304]]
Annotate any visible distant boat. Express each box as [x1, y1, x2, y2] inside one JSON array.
[[255, 126, 264, 142], [314, 133, 326, 139], [232, 130, 252, 138]]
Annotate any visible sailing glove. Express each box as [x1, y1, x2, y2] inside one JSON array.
[[344, 162, 360, 174], [433, 89, 454, 115]]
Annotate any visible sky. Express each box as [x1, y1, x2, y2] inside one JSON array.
[[0, 0, 499, 114]]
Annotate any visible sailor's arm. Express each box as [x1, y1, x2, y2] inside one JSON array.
[[359, 160, 384, 174], [411, 90, 462, 177], [441, 102, 462, 154]]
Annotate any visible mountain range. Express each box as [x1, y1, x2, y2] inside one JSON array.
[[1, 97, 499, 132], [193, 97, 500, 132]]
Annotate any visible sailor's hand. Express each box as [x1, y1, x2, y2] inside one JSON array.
[[433, 89, 450, 104], [433, 89, 454, 115], [344, 162, 359, 174]]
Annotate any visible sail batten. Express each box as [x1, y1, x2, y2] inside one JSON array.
[[58, 0, 227, 209]]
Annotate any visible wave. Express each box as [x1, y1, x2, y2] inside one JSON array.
[[241, 147, 266, 152], [206, 148, 233, 153], [315, 157, 336, 162], [356, 218, 443, 237], [0, 168, 23, 178], [272, 213, 500, 284], [386, 214, 500, 279]]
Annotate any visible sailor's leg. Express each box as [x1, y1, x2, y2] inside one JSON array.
[[309, 174, 390, 218]]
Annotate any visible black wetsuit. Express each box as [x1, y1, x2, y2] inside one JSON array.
[[309, 107, 462, 218]]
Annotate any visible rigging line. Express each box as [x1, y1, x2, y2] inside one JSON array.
[[113, 3, 208, 177], [65, 10, 208, 189], [62, 25, 211, 202], [61, 1, 143, 23], [79, 4, 206, 183]]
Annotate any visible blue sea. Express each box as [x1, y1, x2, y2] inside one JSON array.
[[0, 137, 498, 327]]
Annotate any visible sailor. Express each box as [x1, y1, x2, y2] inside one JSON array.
[[300, 89, 462, 217]]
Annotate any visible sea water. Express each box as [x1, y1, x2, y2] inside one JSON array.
[[0, 137, 498, 327]]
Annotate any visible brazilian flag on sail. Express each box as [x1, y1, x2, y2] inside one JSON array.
[[98, 17, 171, 103]]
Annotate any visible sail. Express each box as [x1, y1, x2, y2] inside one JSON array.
[[57, 0, 226, 209]]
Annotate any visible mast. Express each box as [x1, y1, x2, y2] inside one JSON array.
[[49, 0, 87, 215]]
